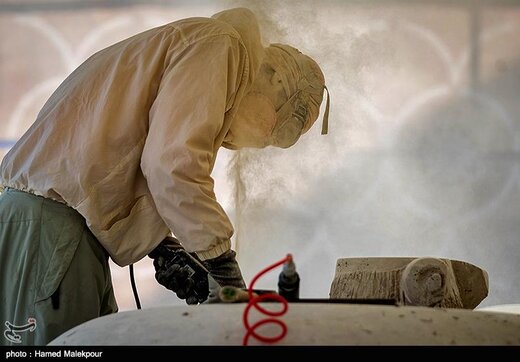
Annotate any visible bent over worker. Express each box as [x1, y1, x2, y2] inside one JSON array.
[[0, 8, 327, 345]]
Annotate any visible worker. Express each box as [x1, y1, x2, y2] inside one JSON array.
[[0, 7, 328, 345]]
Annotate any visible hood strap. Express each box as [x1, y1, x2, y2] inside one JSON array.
[[321, 85, 330, 135]]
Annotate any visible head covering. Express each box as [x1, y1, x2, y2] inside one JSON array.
[[264, 44, 329, 135], [212, 8, 265, 85]]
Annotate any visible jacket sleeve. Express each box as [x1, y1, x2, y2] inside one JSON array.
[[141, 34, 247, 260]]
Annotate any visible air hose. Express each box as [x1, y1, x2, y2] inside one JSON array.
[[242, 254, 295, 345]]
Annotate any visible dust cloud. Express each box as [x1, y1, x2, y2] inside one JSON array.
[[215, 0, 520, 307]]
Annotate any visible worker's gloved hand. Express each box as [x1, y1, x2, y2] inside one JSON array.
[[202, 250, 246, 289], [149, 237, 210, 305]]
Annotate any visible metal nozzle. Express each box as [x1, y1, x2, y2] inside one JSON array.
[[282, 253, 297, 277]]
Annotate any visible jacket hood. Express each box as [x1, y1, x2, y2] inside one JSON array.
[[212, 8, 265, 85]]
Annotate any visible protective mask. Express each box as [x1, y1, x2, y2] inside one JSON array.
[[222, 92, 277, 150], [270, 91, 307, 148]]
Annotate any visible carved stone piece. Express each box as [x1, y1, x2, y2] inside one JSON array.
[[329, 257, 488, 309]]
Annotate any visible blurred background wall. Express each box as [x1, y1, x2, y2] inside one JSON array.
[[1, 0, 519, 310]]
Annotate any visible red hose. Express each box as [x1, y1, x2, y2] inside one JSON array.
[[242, 254, 292, 346]]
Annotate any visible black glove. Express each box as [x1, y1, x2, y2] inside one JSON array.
[[202, 250, 246, 289], [149, 238, 210, 305]]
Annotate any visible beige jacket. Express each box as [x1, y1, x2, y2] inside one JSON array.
[[0, 8, 264, 266]]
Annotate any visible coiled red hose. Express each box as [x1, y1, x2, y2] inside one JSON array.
[[242, 254, 292, 346]]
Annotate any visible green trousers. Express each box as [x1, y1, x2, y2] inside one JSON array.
[[0, 188, 118, 345]]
